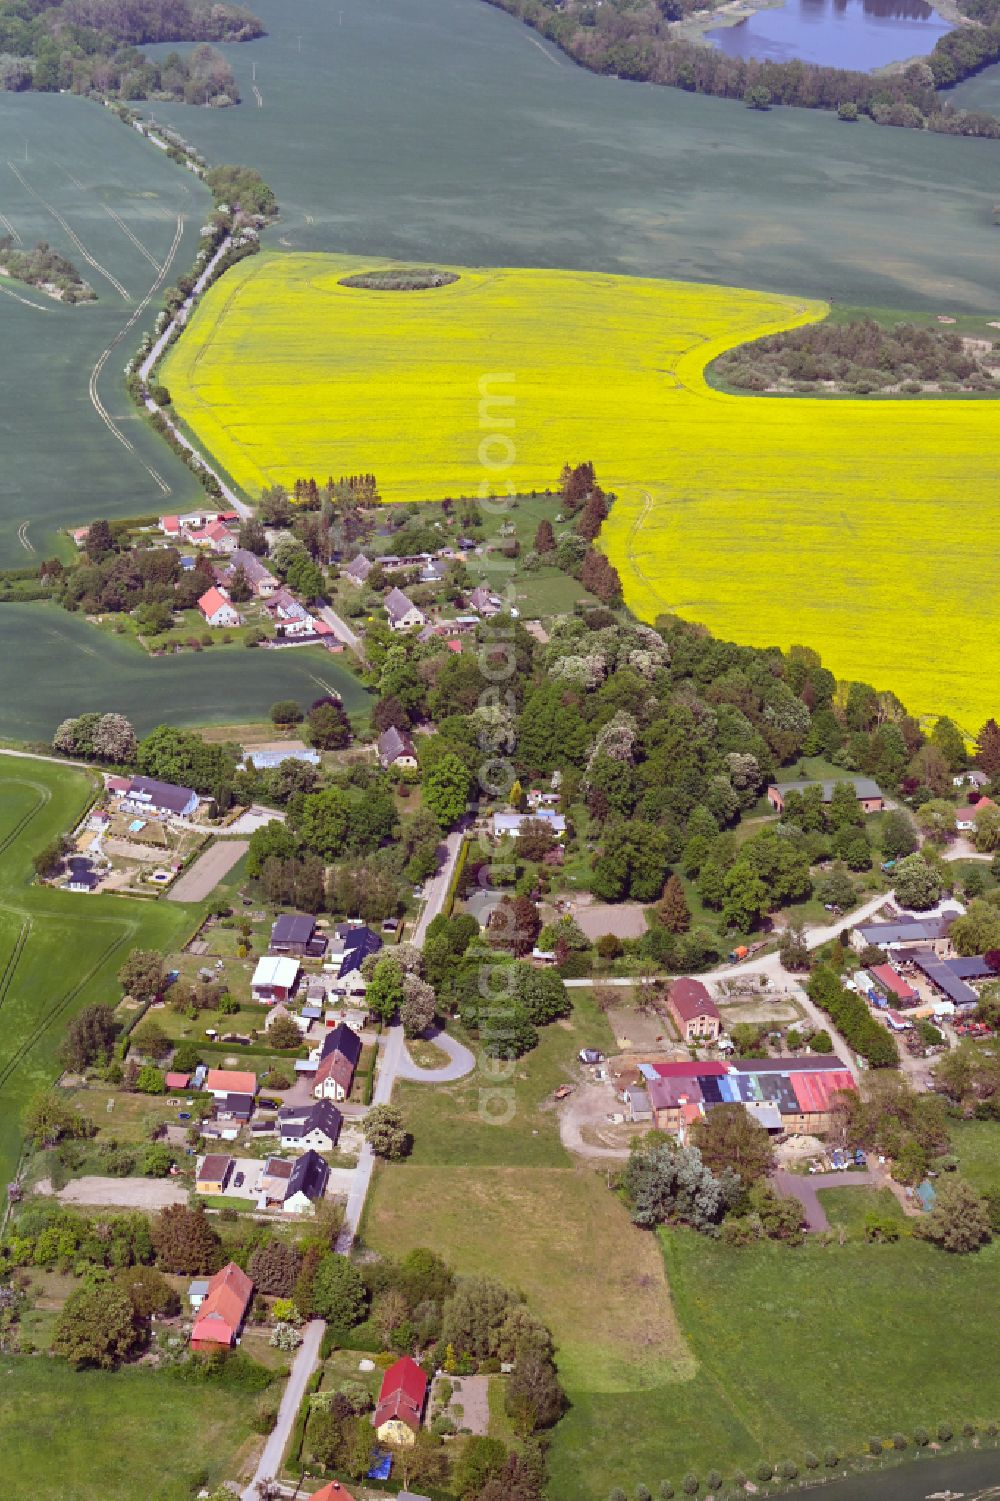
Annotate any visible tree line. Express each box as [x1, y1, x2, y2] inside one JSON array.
[[0, 0, 260, 102]]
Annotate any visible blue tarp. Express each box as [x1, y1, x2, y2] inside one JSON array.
[[367, 1451, 393, 1481]]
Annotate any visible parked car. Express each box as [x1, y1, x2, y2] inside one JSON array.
[[178, 1112, 191, 1121], [234, 1171, 245, 1189]]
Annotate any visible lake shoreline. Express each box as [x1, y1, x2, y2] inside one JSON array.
[[672, 0, 969, 72]]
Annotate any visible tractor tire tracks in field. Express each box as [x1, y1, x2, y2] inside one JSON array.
[[17, 521, 34, 553], [7, 161, 131, 301], [102, 205, 162, 273], [0, 281, 51, 314], [87, 212, 185, 497], [0, 916, 133, 1094], [0, 211, 21, 244]]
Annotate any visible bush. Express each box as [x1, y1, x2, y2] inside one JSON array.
[[892, 1433, 908, 1450], [756, 1463, 773, 1482], [705, 1471, 722, 1493], [963, 1423, 977, 1438], [823, 1447, 839, 1468], [868, 1438, 883, 1455], [778, 1460, 798, 1480], [682, 1477, 699, 1497], [659, 1486, 675, 1501], [913, 1428, 930, 1446], [803, 1451, 819, 1469], [938, 1423, 953, 1442], [636, 1487, 652, 1501], [252, 1398, 278, 1434]]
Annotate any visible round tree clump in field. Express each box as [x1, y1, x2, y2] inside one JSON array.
[[339, 267, 459, 291]]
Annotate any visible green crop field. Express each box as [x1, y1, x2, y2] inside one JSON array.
[[0, 756, 201, 1187], [163, 251, 999, 731], [0, 1359, 256, 1500], [0, 93, 209, 568], [0, 604, 369, 743], [142, 0, 1000, 314]]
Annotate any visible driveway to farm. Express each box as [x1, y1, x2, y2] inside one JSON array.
[[168, 839, 249, 902], [40, 1175, 188, 1210], [772, 1167, 879, 1231], [241, 1318, 325, 1501], [398, 1027, 476, 1084]]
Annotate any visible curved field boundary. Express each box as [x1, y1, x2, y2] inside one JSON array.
[[0, 911, 134, 1093], [0, 779, 51, 860], [162, 252, 1000, 728]]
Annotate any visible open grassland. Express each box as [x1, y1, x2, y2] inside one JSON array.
[[546, 1228, 1000, 1499], [166, 251, 999, 730], [367, 1165, 689, 1395], [0, 758, 199, 1187], [0, 1358, 255, 1501]]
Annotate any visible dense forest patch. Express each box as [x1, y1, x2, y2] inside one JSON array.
[[339, 268, 460, 291], [713, 317, 1000, 396], [0, 239, 94, 303]]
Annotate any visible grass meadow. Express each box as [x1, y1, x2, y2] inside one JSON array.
[[0, 1358, 256, 1500], [0, 757, 200, 1186], [548, 1228, 1000, 1499], [164, 251, 999, 732]]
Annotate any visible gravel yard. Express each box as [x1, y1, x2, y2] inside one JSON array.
[[168, 839, 249, 902]]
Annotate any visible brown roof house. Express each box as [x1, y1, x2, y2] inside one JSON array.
[[666, 978, 721, 1043], [196, 1153, 234, 1196]]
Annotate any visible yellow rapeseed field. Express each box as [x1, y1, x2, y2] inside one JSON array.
[[163, 252, 999, 730]]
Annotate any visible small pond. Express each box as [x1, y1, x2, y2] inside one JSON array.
[[706, 0, 952, 70]]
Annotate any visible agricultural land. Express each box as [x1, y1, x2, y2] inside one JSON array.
[[163, 251, 1000, 732], [0, 757, 201, 1186]]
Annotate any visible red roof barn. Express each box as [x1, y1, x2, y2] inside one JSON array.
[[190, 1262, 253, 1350], [666, 978, 722, 1042]]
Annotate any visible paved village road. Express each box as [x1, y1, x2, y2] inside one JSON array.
[[317, 602, 364, 659], [398, 1027, 476, 1084], [241, 1319, 324, 1500], [411, 827, 466, 948]]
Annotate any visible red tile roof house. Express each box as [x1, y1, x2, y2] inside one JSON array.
[[373, 1355, 428, 1446], [198, 586, 242, 628], [666, 978, 722, 1043], [205, 1068, 257, 1100], [190, 1262, 253, 1351], [187, 518, 238, 554], [311, 1484, 357, 1501]]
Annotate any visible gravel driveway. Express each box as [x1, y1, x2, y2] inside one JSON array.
[[168, 839, 249, 902], [52, 1176, 189, 1209]]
